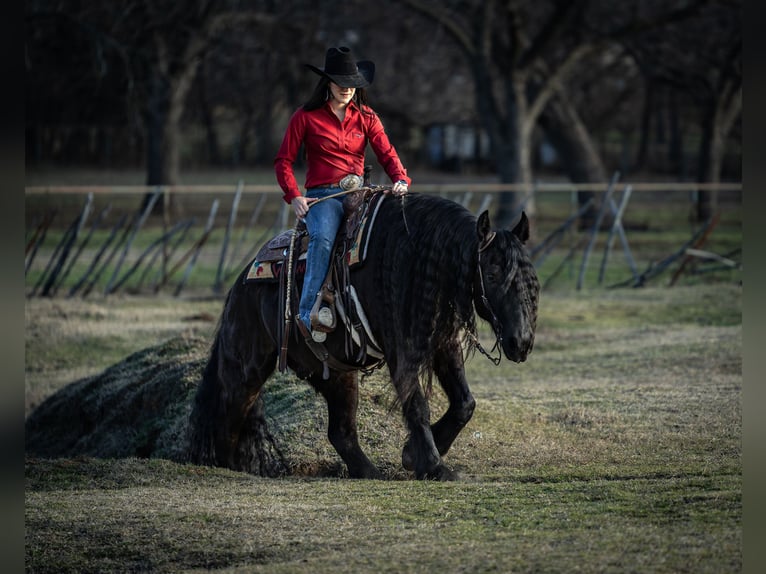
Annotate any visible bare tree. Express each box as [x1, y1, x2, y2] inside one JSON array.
[[393, 0, 600, 225], [392, 0, 726, 226], [614, 0, 740, 219], [27, 1, 284, 189]]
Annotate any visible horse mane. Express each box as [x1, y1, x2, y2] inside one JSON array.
[[370, 193, 480, 393]]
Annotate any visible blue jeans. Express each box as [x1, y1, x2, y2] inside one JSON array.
[[299, 186, 345, 327]]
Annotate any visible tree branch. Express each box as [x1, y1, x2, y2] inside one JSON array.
[[518, 0, 583, 70], [395, 0, 475, 55], [524, 43, 594, 136]]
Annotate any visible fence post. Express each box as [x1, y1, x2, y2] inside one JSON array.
[[598, 184, 634, 285], [104, 188, 161, 295], [70, 214, 128, 297], [53, 202, 111, 295], [173, 199, 220, 296], [214, 180, 243, 293], [577, 172, 619, 290]]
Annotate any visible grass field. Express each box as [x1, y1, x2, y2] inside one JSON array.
[[25, 282, 742, 572]]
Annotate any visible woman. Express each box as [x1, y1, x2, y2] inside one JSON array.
[[274, 46, 411, 342]]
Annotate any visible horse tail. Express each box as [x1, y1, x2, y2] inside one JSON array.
[[186, 332, 225, 467], [186, 280, 288, 476]]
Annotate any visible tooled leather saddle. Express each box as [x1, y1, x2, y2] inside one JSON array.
[[245, 185, 389, 379]]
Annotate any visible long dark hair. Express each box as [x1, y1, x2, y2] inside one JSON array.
[[302, 77, 371, 113]]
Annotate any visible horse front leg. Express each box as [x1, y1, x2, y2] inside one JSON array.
[[396, 371, 457, 481], [431, 339, 476, 456], [313, 370, 382, 479], [400, 340, 474, 476]]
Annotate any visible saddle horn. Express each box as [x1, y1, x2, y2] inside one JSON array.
[[363, 165, 372, 187]]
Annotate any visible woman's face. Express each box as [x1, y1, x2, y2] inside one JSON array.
[[329, 82, 355, 105]]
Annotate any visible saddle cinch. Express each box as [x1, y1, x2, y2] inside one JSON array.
[[246, 183, 388, 379]]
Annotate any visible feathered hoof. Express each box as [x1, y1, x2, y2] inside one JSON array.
[[401, 445, 415, 472]]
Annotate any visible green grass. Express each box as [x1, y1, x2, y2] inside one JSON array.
[[25, 460, 740, 573], [25, 283, 741, 572]]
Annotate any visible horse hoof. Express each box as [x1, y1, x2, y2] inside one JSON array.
[[401, 444, 415, 471], [348, 464, 384, 480], [421, 464, 458, 481]]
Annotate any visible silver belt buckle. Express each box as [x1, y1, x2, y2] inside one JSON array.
[[339, 174, 363, 191]]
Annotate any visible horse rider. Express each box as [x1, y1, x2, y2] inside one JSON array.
[[274, 46, 411, 342]]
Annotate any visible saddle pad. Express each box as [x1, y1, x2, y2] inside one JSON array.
[[246, 253, 306, 281]]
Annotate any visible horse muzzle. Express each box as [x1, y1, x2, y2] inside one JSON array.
[[502, 336, 533, 363]]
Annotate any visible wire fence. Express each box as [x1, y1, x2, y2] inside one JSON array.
[[25, 177, 742, 298]]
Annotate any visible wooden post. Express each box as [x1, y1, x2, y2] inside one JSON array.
[[69, 214, 128, 297], [225, 192, 268, 283], [173, 199, 219, 296], [138, 219, 194, 291], [25, 210, 56, 275], [669, 213, 721, 286], [598, 185, 634, 285], [53, 202, 111, 295], [577, 172, 619, 290], [214, 180, 243, 293], [531, 197, 594, 267], [109, 220, 193, 294], [104, 188, 161, 295]]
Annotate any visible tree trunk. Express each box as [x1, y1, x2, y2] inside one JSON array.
[[143, 69, 170, 212], [668, 90, 684, 178], [492, 78, 526, 228], [697, 83, 741, 221], [635, 76, 654, 172], [539, 96, 606, 229], [235, 107, 253, 165], [696, 102, 719, 221], [198, 69, 222, 165], [143, 47, 203, 212]]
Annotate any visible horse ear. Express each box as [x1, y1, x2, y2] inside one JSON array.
[[477, 210, 493, 247], [512, 212, 530, 243]]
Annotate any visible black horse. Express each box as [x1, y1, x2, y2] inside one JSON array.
[[188, 192, 539, 480]]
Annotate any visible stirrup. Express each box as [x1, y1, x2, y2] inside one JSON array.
[[316, 306, 334, 328], [311, 328, 326, 343], [310, 290, 337, 333], [298, 316, 326, 343]]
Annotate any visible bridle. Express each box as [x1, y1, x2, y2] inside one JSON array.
[[471, 231, 507, 365]]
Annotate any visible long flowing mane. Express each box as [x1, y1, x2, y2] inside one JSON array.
[[362, 193, 480, 385]]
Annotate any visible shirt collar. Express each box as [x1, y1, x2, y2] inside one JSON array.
[[324, 100, 360, 114]]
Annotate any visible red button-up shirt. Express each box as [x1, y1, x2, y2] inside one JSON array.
[[274, 101, 411, 204]]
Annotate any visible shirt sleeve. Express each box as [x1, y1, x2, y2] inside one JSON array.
[[365, 111, 411, 186], [274, 109, 305, 204]]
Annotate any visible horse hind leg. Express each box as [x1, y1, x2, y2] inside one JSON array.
[[312, 370, 382, 479]]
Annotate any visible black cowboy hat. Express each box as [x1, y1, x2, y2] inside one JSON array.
[[305, 46, 374, 88]]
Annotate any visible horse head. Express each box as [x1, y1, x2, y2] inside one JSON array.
[[475, 211, 540, 363]]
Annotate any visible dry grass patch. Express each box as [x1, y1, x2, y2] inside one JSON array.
[[25, 283, 741, 572]]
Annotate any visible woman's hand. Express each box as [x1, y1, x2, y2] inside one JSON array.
[[390, 180, 409, 196], [292, 196, 316, 219]]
